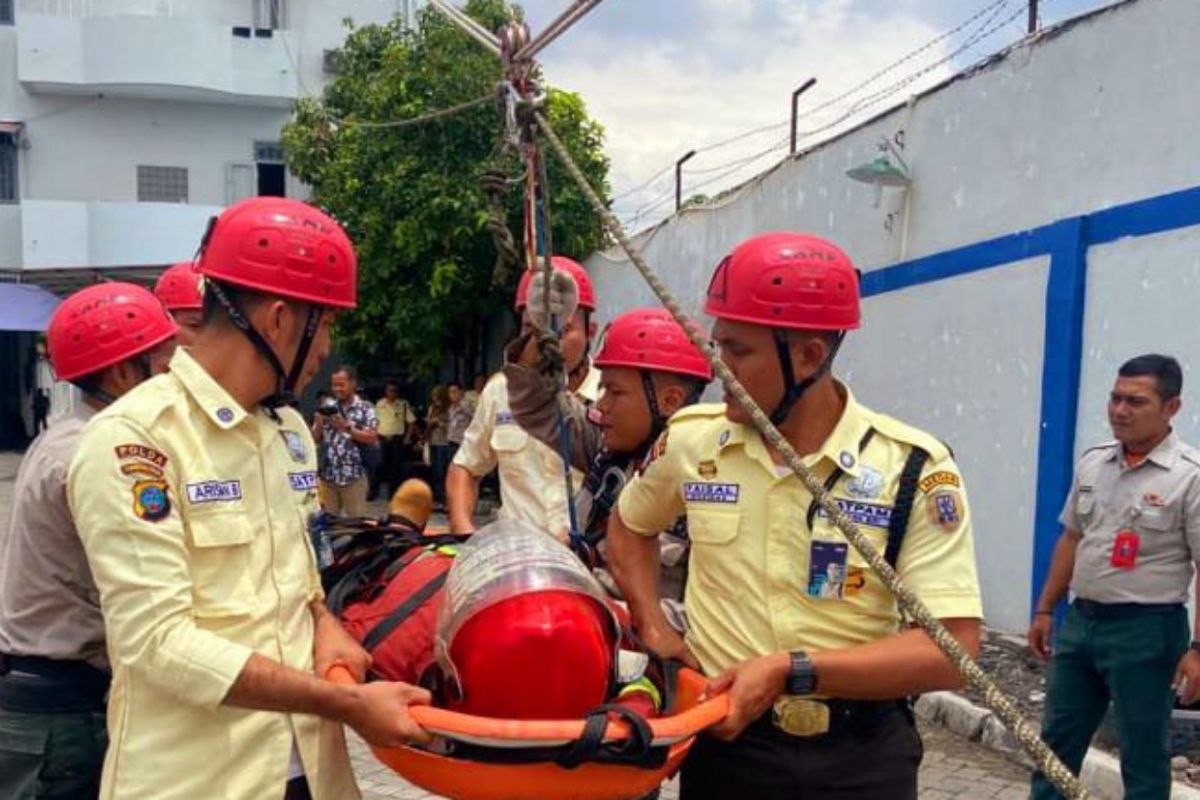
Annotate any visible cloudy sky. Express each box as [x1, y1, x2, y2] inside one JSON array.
[[506, 0, 1115, 229]]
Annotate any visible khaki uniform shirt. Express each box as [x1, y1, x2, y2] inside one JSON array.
[[0, 404, 107, 669], [617, 387, 983, 676], [452, 367, 601, 540], [1060, 433, 1200, 604], [376, 398, 415, 438], [68, 349, 358, 800]]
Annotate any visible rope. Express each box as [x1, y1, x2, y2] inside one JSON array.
[[338, 94, 492, 130], [533, 109, 1091, 800]]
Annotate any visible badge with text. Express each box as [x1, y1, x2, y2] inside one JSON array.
[[919, 470, 961, 494], [683, 482, 739, 504], [1110, 529, 1140, 569], [927, 490, 963, 532], [807, 541, 849, 600], [115, 443, 168, 468], [289, 471, 319, 492], [817, 499, 893, 529], [132, 479, 171, 522], [846, 465, 884, 499]]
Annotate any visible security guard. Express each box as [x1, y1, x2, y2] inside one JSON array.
[[608, 232, 984, 800], [447, 257, 601, 539], [153, 261, 204, 346], [1029, 354, 1200, 800], [67, 197, 429, 800], [0, 283, 177, 799]]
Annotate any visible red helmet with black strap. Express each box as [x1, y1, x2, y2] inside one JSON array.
[[704, 232, 860, 424], [47, 282, 178, 400], [153, 262, 203, 311], [196, 197, 357, 410]]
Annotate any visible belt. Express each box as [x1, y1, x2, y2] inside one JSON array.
[[0, 654, 110, 713], [751, 697, 910, 740], [1073, 599, 1183, 619]]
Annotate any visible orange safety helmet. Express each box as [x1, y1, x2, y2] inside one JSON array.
[[153, 261, 203, 311], [47, 282, 178, 383], [704, 232, 860, 423], [436, 521, 619, 720], [515, 256, 596, 313]]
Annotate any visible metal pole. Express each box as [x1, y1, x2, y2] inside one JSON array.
[[1028, 0, 1038, 33], [790, 77, 817, 155], [675, 149, 696, 211]]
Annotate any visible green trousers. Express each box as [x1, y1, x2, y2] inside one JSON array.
[[1031, 603, 1188, 800], [0, 709, 107, 799]]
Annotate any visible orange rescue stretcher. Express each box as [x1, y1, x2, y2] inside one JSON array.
[[327, 664, 729, 800]]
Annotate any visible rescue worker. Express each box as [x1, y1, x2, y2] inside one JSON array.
[[607, 232, 984, 800], [1029, 354, 1200, 800], [0, 283, 177, 799], [447, 257, 601, 539], [153, 261, 204, 346], [67, 197, 429, 800], [504, 294, 711, 612]]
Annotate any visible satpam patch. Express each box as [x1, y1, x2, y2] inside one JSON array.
[[115, 444, 167, 468], [683, 482, 739, 504], [289, 471, 318, 492], [927, 490, 963, 532], [918, 471, 961, 494], [817, 499, 893, 529], [132, 479, 171, 522]]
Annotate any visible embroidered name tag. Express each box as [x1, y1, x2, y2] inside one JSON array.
[[289, 471, 318, 491], [496, 411, 515, 425], [185, 480, 243, 504], [683, 482, 740, 504], [818, 499, 893, 528]]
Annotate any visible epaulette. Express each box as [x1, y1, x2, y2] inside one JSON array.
[[868, 411, 951, 463], [667, 402, 727, 426]]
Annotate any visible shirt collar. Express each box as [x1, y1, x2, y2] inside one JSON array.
[[717, 381, 870, 477], [169, 348, 250, 431], [575, 361, 602, 402], [1140, 431, 1179, 470]]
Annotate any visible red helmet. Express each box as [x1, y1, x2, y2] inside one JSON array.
[[704, 232, 860, 331], [48, 282, 178, 382], [154, 262, 203, 311], [594, 308, 713, 381], [197, 197, 356, 309], [447, 589, 616, 720], [515, 256, 596, 312]]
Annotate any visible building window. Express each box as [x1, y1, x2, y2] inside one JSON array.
[[254, 141, 285, 163], [253, 0, 284, 30], [0, 133, 17, 203], [0, 0, 13, 26], [137, 165, 188, 203]]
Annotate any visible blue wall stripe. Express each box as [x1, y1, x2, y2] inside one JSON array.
[[858, 182, 1200, 623]]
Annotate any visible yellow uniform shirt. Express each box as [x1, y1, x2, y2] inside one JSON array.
[[375, 397, 415, 438], [67, 349, 358, 800], [452, 367, 601, 540], [617, 386, 983, 676]]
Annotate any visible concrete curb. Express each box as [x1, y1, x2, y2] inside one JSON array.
[[915, 691, 1200, 800]]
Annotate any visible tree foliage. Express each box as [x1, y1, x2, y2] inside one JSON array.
[[283, 0, 611, 378]]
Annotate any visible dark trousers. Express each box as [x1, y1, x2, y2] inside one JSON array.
[[429, 444, 454, 505], [1032, 602, 1188, 800], [375, 435, 405, 501], [0, 709, 107, 799], [680, 706, 921, 800]]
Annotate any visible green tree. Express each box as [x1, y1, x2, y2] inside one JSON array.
[[283, 0, 611, 378]]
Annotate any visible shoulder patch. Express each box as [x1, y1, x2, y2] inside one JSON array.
[[869, 412, 950, 463], [115, 443, 168, 468], [1179, 447, 1200, 470], [919, 470, 961, 494], [132, 479, 171, 522]]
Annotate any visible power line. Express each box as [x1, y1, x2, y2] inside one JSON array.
[[335, 93, 494, 129]]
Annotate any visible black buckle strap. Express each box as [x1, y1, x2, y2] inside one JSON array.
[[555, 704, 665, 769], [886, 446, 930, 569], [769, 330, 845, 426]]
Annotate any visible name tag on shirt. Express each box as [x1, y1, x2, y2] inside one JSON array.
[[289, 471, 318, 492], [496, 411, 515, 425], [683, 482, 740, 504], [185, 479, 243, 505]]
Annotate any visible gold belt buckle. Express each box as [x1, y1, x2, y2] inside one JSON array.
[[772, 696, 831, 737]]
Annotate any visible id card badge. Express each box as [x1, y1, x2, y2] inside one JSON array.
[[807, 541, 848, 599], [1111, 529, 1140, 570]]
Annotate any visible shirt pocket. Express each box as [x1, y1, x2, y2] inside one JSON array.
[[490, 424, 529, 453], [187, 512, 258, 618], [686, 506, 740, 546], [1136, 506, 1175, 533]]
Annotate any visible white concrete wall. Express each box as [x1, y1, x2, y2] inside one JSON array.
[[585, 0, 1198, 631]]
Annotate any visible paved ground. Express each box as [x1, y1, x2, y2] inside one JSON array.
[[0, 449, 1033, 798]]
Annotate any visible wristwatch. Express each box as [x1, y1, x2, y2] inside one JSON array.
[[785, 650, 819, 696]]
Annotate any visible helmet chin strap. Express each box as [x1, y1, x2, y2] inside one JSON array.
[[640, 371, 668, 442], [82, 353, 154, 408], [209, 281, 321, 419], [769, 330, 846, 426]]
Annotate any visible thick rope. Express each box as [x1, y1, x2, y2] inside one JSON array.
[[534, 110, 1091, 800]]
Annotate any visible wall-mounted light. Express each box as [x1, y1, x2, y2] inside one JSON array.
[[846, 137, 910, 208]]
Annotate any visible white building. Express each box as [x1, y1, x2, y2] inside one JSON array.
[[0, 0, 415, 443], [585, 0, 1199, 631]]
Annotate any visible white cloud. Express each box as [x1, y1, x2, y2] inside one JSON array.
[[535, 1, 974, 228]]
